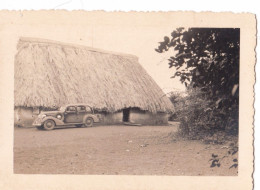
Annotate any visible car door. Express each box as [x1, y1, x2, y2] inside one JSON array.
[[64, 106, 77, 123], [76, 106, 86, 123]]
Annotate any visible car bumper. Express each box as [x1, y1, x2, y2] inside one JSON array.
[[32, 118, 43, 126]]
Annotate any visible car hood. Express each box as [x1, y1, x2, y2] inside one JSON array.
[[40, 111, 63, 116]]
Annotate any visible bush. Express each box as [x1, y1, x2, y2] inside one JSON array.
[[173, 88, 238, 142], [168, 91, 186, 121]]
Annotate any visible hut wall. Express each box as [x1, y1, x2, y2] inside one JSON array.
[[99, 109, 168, 125], [129, 109, 168, 125], [14, 107, 38, 127], [101, 111, 123, 125]]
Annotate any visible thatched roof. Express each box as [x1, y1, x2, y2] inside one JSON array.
[[14, 37, 174, 113]]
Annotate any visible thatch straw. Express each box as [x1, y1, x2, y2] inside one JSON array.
[[14, 37, 174, 113]]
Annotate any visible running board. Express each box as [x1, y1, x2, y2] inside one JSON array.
[[123, 122, 142, 126]]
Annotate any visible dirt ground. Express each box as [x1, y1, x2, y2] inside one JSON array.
[[14, 124, 238, 175]]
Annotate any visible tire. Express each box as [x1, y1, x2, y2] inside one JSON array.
[[43, 120, 55, 130], [84, 117, 94, 127], [36, 125, 44, 130]]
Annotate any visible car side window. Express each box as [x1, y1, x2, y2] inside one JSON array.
[[77, 106, 86, 112], [66, 106, 76, 112]]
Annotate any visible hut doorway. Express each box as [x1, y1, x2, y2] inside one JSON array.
[[122, 108, 130, 122]]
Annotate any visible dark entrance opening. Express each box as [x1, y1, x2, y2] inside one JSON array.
[[122, 108, 130, 122]]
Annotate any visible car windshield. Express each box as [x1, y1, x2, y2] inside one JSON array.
[[59, 106, 66, 111]]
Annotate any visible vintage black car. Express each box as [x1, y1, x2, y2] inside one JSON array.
[[33, 104, 100, 130]]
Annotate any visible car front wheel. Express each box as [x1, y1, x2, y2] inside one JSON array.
[[84, 117, 94, 127], [36, 125, 44, 130], [43, 120, 55, 130]]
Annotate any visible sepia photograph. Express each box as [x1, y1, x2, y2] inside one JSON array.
[[0, 11, 255, 190], [14, 27, 239, 175]]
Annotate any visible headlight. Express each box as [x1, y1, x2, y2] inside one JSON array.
[[56, 114, 62, 119]]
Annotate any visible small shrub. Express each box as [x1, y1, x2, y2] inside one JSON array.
[[173, 88, 238, 142]]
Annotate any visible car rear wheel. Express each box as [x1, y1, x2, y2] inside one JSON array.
[[84, 117, 94, 127], [43, 120, 55, 130]]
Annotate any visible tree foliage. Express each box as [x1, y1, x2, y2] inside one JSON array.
[[156, 28, 240, 135], [155, 28, 239, 96]]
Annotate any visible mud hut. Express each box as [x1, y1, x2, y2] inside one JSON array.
[[14, 37, 174, 127]]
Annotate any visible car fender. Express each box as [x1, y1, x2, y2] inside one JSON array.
[[42, 116, 65, 126], [83, 114, 99, 123]]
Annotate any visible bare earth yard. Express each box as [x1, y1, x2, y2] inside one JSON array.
[[14, 124, 238, 175]]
